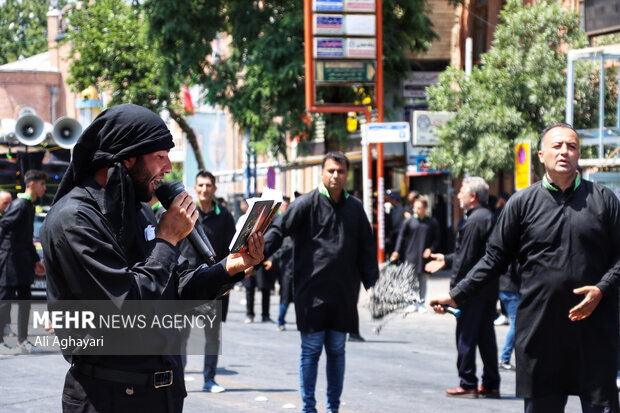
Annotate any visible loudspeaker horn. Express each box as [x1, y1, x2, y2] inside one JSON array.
[[0, 119, 18, 143], [51, 117, 82, 149], [15, 114, 45, 146]]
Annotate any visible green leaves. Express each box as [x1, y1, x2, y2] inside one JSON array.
[[147, 0, 436, 158], [427, 0, 591, 179], [0, 0, 57, 65], [66, 0, 165, 112]]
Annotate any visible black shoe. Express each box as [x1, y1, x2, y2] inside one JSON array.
[[261, 317, 274, 323], [477, 385, 500, 398], [348, 333, 365, 342]]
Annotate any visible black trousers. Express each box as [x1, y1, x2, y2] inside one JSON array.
[[524, 394, 620, 413], [245, 276, 270, 319], [455, 296, 500, 390], [63, 368, 184, 413], [0, 285, 31, 343]]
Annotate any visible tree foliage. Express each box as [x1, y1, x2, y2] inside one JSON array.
[[427, 0, 596, 180], [66, 0, 163, 111], [146, 0, 437, 157], [65, 0, 205, 169], [0, 0, 62, 65]]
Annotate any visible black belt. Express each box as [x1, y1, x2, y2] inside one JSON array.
[[72, 362, 173, 388]]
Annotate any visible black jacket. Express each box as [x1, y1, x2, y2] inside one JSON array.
[[178, 202, 236, 321], [41, 178, 240, 401], [451, 179, 620, 403], [0, 197, 39, 287], [445, 205, 497, 300], [394, 215, 440, 272], [264, 188, 378, 333]]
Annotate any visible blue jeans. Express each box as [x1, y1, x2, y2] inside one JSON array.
[[499, 291, 520, 363], [300, 330, 346, 413], [278, 303, 289, 326]]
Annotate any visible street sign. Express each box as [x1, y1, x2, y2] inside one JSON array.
[[267, 166, 276, 189], [364, 122, 411, 143], [315, 38, 345, 58], [313, 14, 375, 35], [315, 61, 375, 83], [314, 14, 344, 34], [514, 142, 531, 190], [402, 72, 440, 99], [345, 0, 375, 12], [314, 0, 343, 12], [346, 38, 376, 58], [411, 111, 454, 146]]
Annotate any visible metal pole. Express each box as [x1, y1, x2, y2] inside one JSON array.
[[617, 59, 620, 128], [599, 54, 605, 159], [244, 132, 250, 198], [375, 0, 385, 263], [465, 38, 473, 76], [304, 0, 314, 112], [361, 119, 373, 223], [253, 149, 258, 196], [565, 53, 575, 126]]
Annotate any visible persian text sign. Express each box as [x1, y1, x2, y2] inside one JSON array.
[[314, 15, 344, 34], [316, 61, 376, 82], [314, 0, 343, 11], [345, 0, 375, 12], [346, 38, 376, 58], [315, 38, 345, 57]]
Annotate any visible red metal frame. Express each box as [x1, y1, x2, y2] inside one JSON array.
[[304, 0, 385, 263]]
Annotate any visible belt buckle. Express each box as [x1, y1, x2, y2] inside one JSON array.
[[154, 370, 173, 388]]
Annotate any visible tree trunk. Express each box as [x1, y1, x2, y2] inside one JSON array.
[[168, 107, 205, 171]]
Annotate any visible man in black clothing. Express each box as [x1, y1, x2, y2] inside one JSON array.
[[0, 170, 47, 353], [264, 151, 378, 413], [385, 191, 406, 255], [40, 104, 264, 413], [177, 170, 237, 393], [431, 123, 620, 413], [0, 191, 12, 216], [425, 177, 500, 398], [391, 195, 440, 310]]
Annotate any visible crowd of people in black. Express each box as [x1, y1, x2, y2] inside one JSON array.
[[0, 104, 618, 413]]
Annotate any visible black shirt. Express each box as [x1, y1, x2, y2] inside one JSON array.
[[394, 215, 440, 272], [0, 196, 38, 287], [445, 205, 497, 299], [451, 179, 620, 402], [41, 178, 235, 400], [264, 187, 378, 333]]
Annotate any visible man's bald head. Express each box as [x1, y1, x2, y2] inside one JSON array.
[[0, 191, 12, 213]]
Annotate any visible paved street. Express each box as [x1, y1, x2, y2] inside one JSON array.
[[0, 274, 584, 412]]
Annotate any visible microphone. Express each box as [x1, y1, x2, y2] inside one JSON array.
[[154, 181, 217, 266]]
